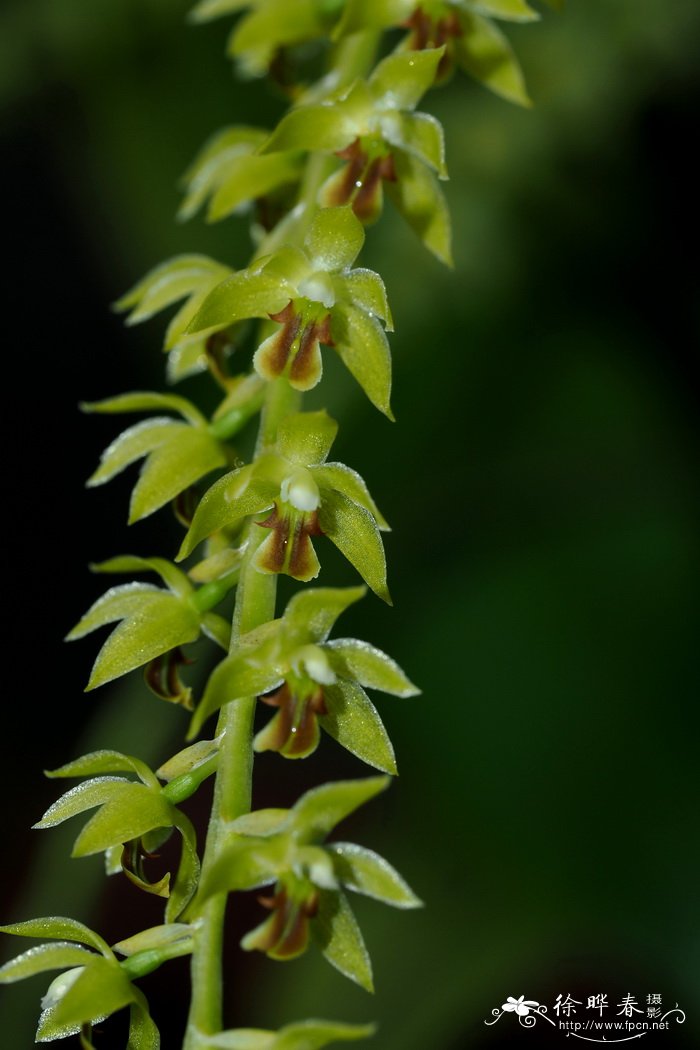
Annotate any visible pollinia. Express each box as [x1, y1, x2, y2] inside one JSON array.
[[2, 1, 553, 1046]]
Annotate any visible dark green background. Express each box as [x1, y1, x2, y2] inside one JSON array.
[[1, 1, 698, 1046]]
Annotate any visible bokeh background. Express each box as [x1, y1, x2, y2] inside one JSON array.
[[1, 0, 698, 1046]]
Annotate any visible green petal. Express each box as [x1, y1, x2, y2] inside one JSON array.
[[34, 777, 131, 829], [91, 555, 193, 598], [112, 925, 192, 958], [187, 270, 290, 335], [381, 110, 447, 178], [259, 245, 312, 287], [166, 812, 201, 922], [368, 47, 444, 111], [48, 956, 136, 1031], [195, 837, 284, 905], [177, 467, 278, 561], [305, 207, 365, 273], [36, 982, 102, 1044], [334, 0, 411, 36], [85, 593, 201, 690], [127, 991, 161, 1050], [201, 1031, 272, 1050], [188, 0, 251, 24], [188, 546, 245, 583], [82, 390, 205, 425], [334, 268, 393, 330], [156, 738, 221, 782], [165, 286, 223, 349], [283, 586, 366, 645], [166, 338, 209, 383], [328, 844, 422, 908], [455, 12, 531, 106], [312, 890, 373, 993], [219, 1037, 279, 1050], [66, 583, 161, 641], [318, 489, 390, 604], [387, 148, 453, 266], [471, 0, 540, 23], [325, 639, 419, 696], [87, 420, 184, 487], [209, 152, 303, 223], [277, 410, 338, 467], [228, 809, 289, 838], [0, 943, 96, 984], [330, 301, 393, 419], [179, 125, 267, 221], [261, 103, 360, 156], [129, 426, 226, 523], [291, 776, 389, 842], [274, 1020, 376, 1050], [189, 652, 281, 738], [114, 255, 231, 326], [0, 919, 110, 956], [204, 1020, 375, 1050], [202, 612, 232, 650], [46, 750, 158, 789], [230, 0, 324, 60], [71, 784, 175, 857], [312, 462, 388, 531], [321, 681, 396, 775]]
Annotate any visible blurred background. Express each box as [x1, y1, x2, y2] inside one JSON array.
[[1, 0, 698, 1046]]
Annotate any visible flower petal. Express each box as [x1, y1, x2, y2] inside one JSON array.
[[305, 206, 365, 273]]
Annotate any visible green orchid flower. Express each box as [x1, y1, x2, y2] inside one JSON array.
[[0, 918, 196, 1047], [191, 776, 421, 991], [188, 585, 419, 771], [0, 917, 160, 1047], [32, 750, 200, 923], [189, 0, 345, 78], [67, 556, 233, 692], [177, 410, 391, 601], [178, 124, 305, 226], [260, 48, 451, 261], [83, 392, 231, 523], [114, 253, 235, 383], [336, 0, 534, 105], [185, 206, 394, 416]]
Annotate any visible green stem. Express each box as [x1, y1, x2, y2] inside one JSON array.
[[183, 382, 298, 1050], [183, 28, 380, 1042]]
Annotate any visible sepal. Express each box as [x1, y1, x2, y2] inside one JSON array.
[[312, 890, 373, 992], [455, 11, 531, 106]]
